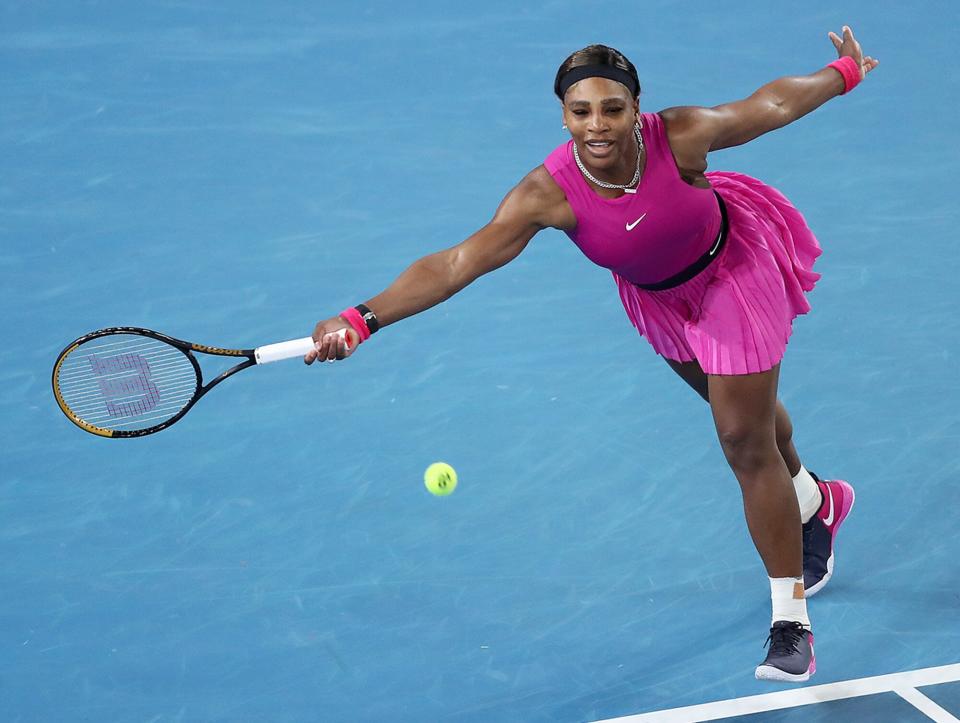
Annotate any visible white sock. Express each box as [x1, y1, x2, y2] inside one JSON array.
[[770, 577, 810, 627], [792, 465, 822, 524]]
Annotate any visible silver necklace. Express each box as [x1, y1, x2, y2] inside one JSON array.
[[573, 123, 644, 191]]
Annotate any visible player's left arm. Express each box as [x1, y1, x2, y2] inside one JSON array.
[[664, 25, 878, 155]]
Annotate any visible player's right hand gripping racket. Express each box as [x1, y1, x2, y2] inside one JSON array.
[[52, 326, 347, 438]]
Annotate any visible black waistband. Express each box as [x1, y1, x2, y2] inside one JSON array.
[[633, 191, 728, 292]]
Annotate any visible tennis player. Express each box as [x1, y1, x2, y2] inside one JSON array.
[[306, 26, 877, 682]]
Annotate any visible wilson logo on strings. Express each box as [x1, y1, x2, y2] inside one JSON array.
[[87, 352, 160, 418]]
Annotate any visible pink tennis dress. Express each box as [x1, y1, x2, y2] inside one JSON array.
[[544, 112, 822, 375]]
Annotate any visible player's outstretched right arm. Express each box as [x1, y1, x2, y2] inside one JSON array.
[[305, 166, 569, 364]]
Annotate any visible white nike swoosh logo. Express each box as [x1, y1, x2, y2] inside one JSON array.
[[626, 213, 647, 231], [822, 487, 835, 526]]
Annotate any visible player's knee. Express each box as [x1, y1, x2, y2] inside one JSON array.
[[716, 424, 778, 475]]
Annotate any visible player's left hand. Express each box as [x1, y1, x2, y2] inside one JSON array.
[[828, 25, 879, 79]]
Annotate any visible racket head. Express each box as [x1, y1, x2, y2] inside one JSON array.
[[52, 327, 202, 438]]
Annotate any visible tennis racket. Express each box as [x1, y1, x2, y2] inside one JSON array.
[[52, 326, 348, 438]]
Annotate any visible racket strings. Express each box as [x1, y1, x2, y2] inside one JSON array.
[[58, 356, 193, 397], [55, 334, 199, 432]]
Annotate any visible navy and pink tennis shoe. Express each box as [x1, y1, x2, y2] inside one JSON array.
[[755, 621, 816, 682], [802, 475, 856, 597]]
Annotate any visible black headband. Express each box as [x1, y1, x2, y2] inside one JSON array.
[[556, 64, 639, 100]]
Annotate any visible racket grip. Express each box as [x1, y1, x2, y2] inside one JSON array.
[[255, 329, 348, 364]]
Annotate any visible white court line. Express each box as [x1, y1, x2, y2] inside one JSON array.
[[895, 687, 960, 723], [593, 663, 960, 722]]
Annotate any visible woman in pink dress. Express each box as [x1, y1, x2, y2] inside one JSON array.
[[305, 26, 878, 682]]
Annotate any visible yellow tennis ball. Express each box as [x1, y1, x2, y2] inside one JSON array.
[[424, 462, 458, 496]]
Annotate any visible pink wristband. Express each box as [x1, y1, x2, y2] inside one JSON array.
[[340, 307, 371, 342], [827, 56, 861, 94]]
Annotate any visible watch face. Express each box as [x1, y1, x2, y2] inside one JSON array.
[[358, 309, 378, 332]]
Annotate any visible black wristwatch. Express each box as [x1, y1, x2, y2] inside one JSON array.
[[355, 303, 380, 334]]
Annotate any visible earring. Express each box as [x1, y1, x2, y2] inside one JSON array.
[[562, 124, 568, 130]]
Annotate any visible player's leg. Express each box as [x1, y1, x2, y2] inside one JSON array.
[[707, 364, 801, 577], [706, 364, 815, 681], [664, 358, 854, 597], [665, 358, 800, 473]]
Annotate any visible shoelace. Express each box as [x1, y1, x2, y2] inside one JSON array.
[[764, 621, 807, 655]]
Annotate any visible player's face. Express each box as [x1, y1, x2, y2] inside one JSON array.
[[561, 77, 639, 174]]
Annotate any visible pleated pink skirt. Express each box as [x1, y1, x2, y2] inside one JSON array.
[[615, 171, 822, 375]]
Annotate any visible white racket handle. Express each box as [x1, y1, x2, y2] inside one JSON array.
[[254, 328, 348, 364]]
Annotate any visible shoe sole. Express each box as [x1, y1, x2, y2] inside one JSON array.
[[805, 481, 855, 598], [755, 663, 814, 682]]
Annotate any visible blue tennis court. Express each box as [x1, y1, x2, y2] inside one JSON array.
[[2, 2, 958, 721]]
